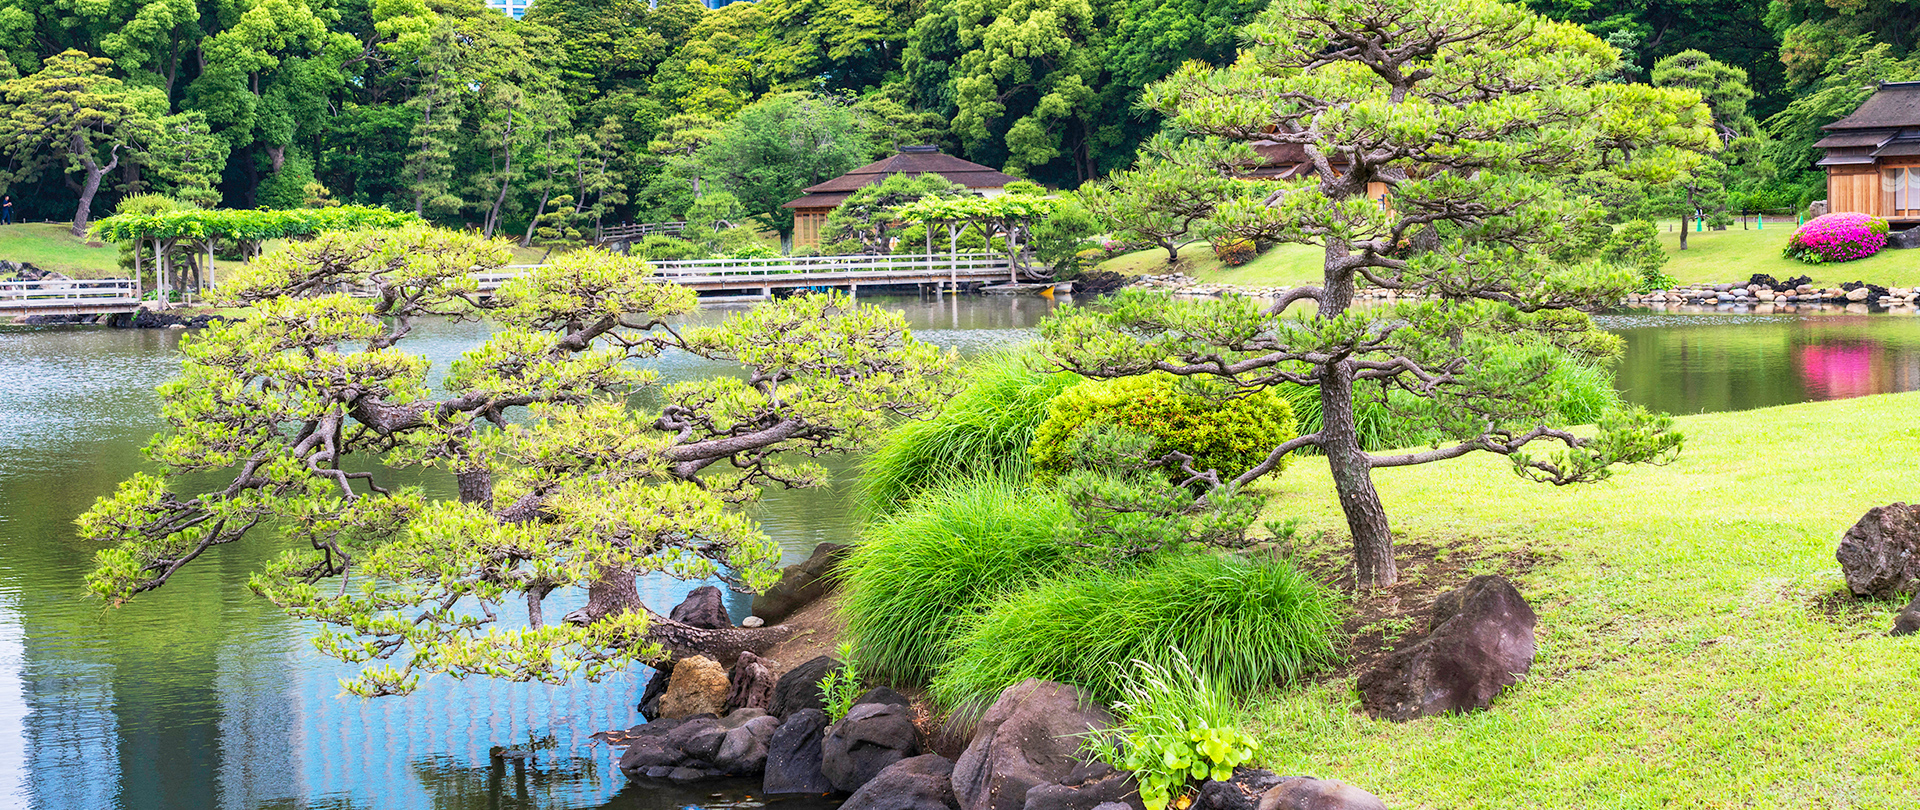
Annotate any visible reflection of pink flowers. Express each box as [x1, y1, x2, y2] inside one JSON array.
[[1798, 343, 1880, 400], [1784, 213, 1889, 263]]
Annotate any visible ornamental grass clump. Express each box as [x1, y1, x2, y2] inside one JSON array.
[[838, 477, 1076, 683], [930, 551, 1342, 717], [1784, 213, 1889, 264], [858, 351, 1080, 513]]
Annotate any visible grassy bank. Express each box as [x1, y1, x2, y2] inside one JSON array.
[[1096, 222, 1920, 290], [1247, 392, 1920, 808], [0, 223, 124, 277]]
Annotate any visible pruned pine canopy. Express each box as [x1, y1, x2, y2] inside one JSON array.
[[1043, 0, 1708, 586], [79, 227, 951, 696]]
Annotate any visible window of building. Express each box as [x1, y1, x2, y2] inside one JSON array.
[[1886, 167, 1920, 213]]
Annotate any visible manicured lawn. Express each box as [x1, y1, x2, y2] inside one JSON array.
[[1098, 243, 1325, 287], [0, 222, 126, 278], [1657, 221, 1920, 287], [1247, 392, 1920, 808]]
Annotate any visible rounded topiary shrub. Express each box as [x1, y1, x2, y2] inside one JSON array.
[[1784, 213, 1889, 264], [1030, 375, 1296, 482]]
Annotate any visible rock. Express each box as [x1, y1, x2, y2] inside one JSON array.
[[764, 709, 835, 794], [664, 714, 727, 760], [743, 616, 766, 627], [841, 755, 960, 810], [1193, 768, 1291, 810], [1357, 575, 1537, 721], [727, 651, 779, 712], [715, 714, 783, 774], [822, 702, 923, 792], [1836, 503, 1920, 599], [639, 660, 674, 720], [953, 679, 1115, 810], [769, 655, 843, 718], [753, 542, 852, 624], [667, 766, 713, 782], [1894, 593, 1920, 636], [671, 585, 734, 630], [1022, 761, 1144, 810], [1890, 227, 1920, 250], [1846, 287, 1872, 302], [854, 686, 912, 708], [659, 655, 731, 719], [1258, 777, 1388, 810]]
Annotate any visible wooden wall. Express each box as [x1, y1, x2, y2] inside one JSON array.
[[792, 210, 827, 249], [1828, 166, 1880, 217]]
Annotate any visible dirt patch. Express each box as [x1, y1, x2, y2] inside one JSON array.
[[760, 592, 846, 676], [1282, 537, 1552, 681]]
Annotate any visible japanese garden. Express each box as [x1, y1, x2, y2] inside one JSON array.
[[2, 0, 1920, 807]]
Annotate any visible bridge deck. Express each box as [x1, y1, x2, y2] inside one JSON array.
[[0, 279, 142, 317]]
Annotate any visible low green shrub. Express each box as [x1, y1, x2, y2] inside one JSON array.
[[858, 351, 1081, 512], [1030, 375, 1296, 483], [1211, 237, 1257, 267], [820, 641, 865, 722], [637, 235, 704, 260], [1084, 655, 1260, 810], [839, 477, 1076, 684], [930, 551, 1343, 716]]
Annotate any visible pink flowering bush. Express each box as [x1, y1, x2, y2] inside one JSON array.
[[1784, 213, 1890, 264]]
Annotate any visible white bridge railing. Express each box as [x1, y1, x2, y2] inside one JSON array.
[[475, 252, 1015, 292], [0, 278, 142, 311]]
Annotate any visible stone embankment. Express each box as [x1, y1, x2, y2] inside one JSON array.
[[1624, 276, 1920, 313]]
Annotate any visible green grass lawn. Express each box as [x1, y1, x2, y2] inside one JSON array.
[[1098, 243, 1325, 287], [0, 222, 126, 278], [1248, 392, 1920, 808], [1658, 220, 1920, 288]]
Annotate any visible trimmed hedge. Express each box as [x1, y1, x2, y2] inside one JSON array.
[[1030, 374, 1296, 482]]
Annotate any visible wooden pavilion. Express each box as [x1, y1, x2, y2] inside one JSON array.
[[783, 146, 1018, 249], [1816, 81, 1920, 223]]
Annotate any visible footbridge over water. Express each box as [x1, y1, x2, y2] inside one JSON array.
[[0, 279, 142, 318]]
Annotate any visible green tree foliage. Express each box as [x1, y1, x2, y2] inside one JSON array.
[[1766, 0, 1920, 88], [141, 111, 229, 209], [1078, 135, 1260, 263], [0, 50, 160, 235], [820, 172, 969, 254], [1043, 0, 1702, 587], [1762, 44, 1920, 196], [696, 92, 874, 237], [78, 228, 949, 694]]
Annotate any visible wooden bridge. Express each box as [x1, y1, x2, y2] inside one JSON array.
[[595, 221, 686, 245], [0, 279, 142, 318], [483, 252, 1018, 299]]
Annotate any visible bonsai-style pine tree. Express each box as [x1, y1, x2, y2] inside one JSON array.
[[79, 227, 948, 695], [1041, 0, 1713, 586]]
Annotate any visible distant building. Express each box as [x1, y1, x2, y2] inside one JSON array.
[[1247, 139, 1389, 206], [486, 0, 532, 17], [782, 146, 1019, 249], [1816, 81, 1920, 224]]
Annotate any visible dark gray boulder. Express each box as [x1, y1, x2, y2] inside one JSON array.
[[753, 542, 851, 623], [764, 709, 835, 795], [664, 715, 727, 763], [1258, 777, 1388, 810], [841, 754, 960, 810], [1022, 761, 1143, 810], [1895, 593, 1920, 636], [769, 655, 843, 718], [671, 585, 734, 629], [952, 679, 1115, 810], [823, 702, 923, 792], [727, 651, 778, 712], [715, 714, 783, 775], [639, 661, 674, 721], [1193, 768, 1289, 810], [1836, 504, 1920, 599], [1357, 575, 1536, 721], [854, 686, 912, 708]]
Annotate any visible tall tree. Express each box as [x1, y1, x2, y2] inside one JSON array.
[[1042, 0, 1707, 586], [0, 50, 160, 234], [1078, 135, 1260, 262], [79, 228, 949, 696], [141, 110, 230, 208], [696, 92, 874, 238]]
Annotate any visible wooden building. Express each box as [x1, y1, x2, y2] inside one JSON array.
[[783, 146, 1018, 249], [1248, 140, 1391, 204], [1816, 81, 1920, 223]]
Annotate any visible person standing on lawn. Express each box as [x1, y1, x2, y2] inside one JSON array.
[[1, 195, 13, 224]]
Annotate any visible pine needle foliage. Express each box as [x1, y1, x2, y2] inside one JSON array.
[[930, 551, 1342, 717], [838, 476, 1076, 684]]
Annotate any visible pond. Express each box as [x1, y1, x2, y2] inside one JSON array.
[[3, 297, 1919, 810]]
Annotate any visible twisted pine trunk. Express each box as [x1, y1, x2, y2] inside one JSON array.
[[1319, 241, 1399, 588]]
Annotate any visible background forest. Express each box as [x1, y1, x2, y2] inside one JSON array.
[[1, 0, 1916, 242]]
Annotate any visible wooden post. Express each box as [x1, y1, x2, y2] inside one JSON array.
[[132, 238, 144, 298], [207, 239, 216, 289]]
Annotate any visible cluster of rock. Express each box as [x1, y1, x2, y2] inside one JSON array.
[[1623, 275, 1920, 309], [0, 261, 60, 281], [614, 672, 1390, 810], [1835, 504, 1920, 636], [1127, 274, 1302, 299], [12, 308, 230, 329]]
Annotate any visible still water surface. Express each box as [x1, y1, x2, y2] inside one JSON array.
[[2, 298, 1919, 809]]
